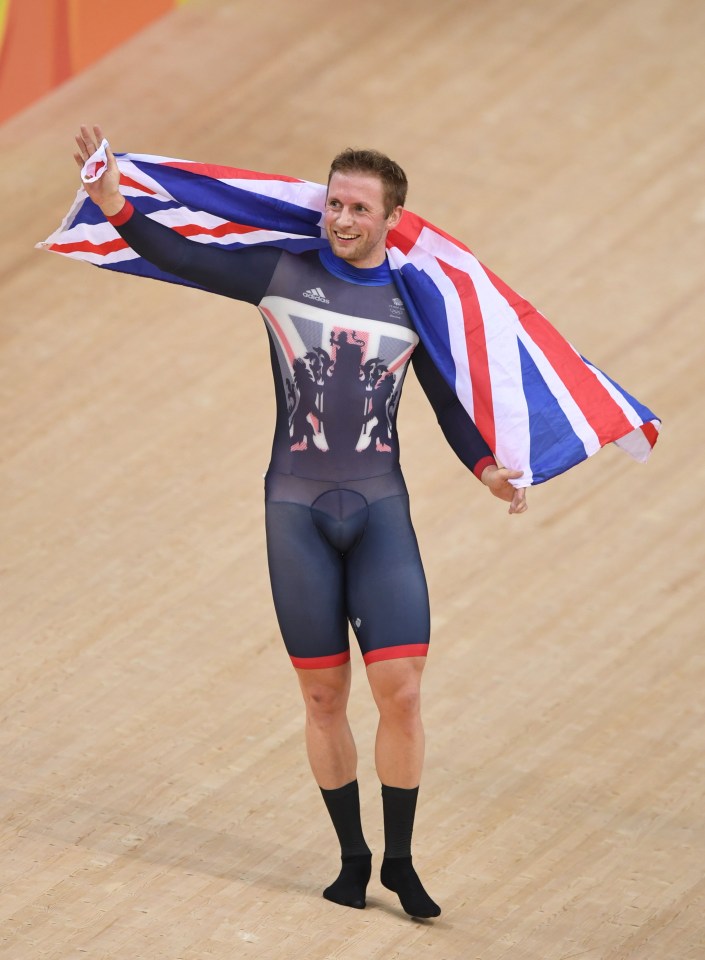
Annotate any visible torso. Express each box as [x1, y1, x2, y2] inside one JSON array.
[[260, 249, 419, 485]]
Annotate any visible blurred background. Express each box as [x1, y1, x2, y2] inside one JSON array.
[[0, 0, 190, 124]]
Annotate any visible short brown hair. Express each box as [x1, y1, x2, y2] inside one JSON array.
[[327, 148, 408, 216]]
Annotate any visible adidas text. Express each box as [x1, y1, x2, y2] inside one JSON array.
[[303, 287, 330, 304]]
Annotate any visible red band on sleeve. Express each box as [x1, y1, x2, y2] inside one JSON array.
[[106, 200, 134, 226], [473, 455, 497, 480]]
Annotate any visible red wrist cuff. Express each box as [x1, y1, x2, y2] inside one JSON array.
[[106, 200, 134, 226], [473, 456, 496, 480]]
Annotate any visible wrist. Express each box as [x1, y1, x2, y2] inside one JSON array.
[[99, 194, 126, 218], [477, 458, 497, 483], [105, 199, 134, 226]]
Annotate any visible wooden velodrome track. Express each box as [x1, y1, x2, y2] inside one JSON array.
[[1, 1, 704, 957]]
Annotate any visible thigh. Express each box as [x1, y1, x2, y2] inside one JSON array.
[[345, 495, 431, 665], [265, 500, 350, 667]]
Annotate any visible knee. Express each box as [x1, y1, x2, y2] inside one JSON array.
[[376, 680, 422, 722], [300, 682, 349, 726]]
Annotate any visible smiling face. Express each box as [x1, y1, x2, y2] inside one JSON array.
[[323, 172, 403, 269]]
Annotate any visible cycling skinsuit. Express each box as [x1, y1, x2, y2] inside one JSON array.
[[108, 202, 495, 668]]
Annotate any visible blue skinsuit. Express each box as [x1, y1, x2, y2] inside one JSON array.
[[111, 205, 495, 667]]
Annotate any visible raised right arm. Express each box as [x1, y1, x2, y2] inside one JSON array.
[[74, 124, 280, 304], [106, 200, 280, 303]]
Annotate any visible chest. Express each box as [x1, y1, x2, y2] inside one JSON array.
[[261, 251, 419, 382]]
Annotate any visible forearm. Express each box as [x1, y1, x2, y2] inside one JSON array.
[[412, 344, 495, 478], [74, 128, 279, 302], [435, 402, 496, 478], [107, 200, 205, 285], [97, 192, 126, 219], [105, 200, 279, 303]]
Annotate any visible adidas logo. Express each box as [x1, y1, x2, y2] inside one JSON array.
[[303, 286, 330, 304]]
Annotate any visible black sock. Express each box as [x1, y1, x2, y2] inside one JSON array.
[[381, 856, 441, 918], [320, 780, 372, 908], [380, 785, 441, 918], [323, 853, 372, 910]]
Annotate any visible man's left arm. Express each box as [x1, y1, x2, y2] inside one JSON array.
[[411, 343, 527, 514]]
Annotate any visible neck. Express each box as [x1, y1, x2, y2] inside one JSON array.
[[319, 246, 392, 286]]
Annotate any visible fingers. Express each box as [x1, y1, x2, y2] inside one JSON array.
[[76, 125, 93, 157], [483, 464, 529, 513], [74, 124, 105, 163]]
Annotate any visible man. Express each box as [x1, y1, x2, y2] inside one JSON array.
[[73, 125, 527, 919]]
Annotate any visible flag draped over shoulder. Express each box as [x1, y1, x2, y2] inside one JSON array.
[[38, 145, 660, 486]]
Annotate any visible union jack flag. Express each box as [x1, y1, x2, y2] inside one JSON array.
[[39, 143, 660, 485]]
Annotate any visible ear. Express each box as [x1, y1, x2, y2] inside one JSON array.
[[386, 205, 404, 230]]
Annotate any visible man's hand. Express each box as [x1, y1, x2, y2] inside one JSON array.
[[73, 124, 124, 217], [481, 464, 528, 515]]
